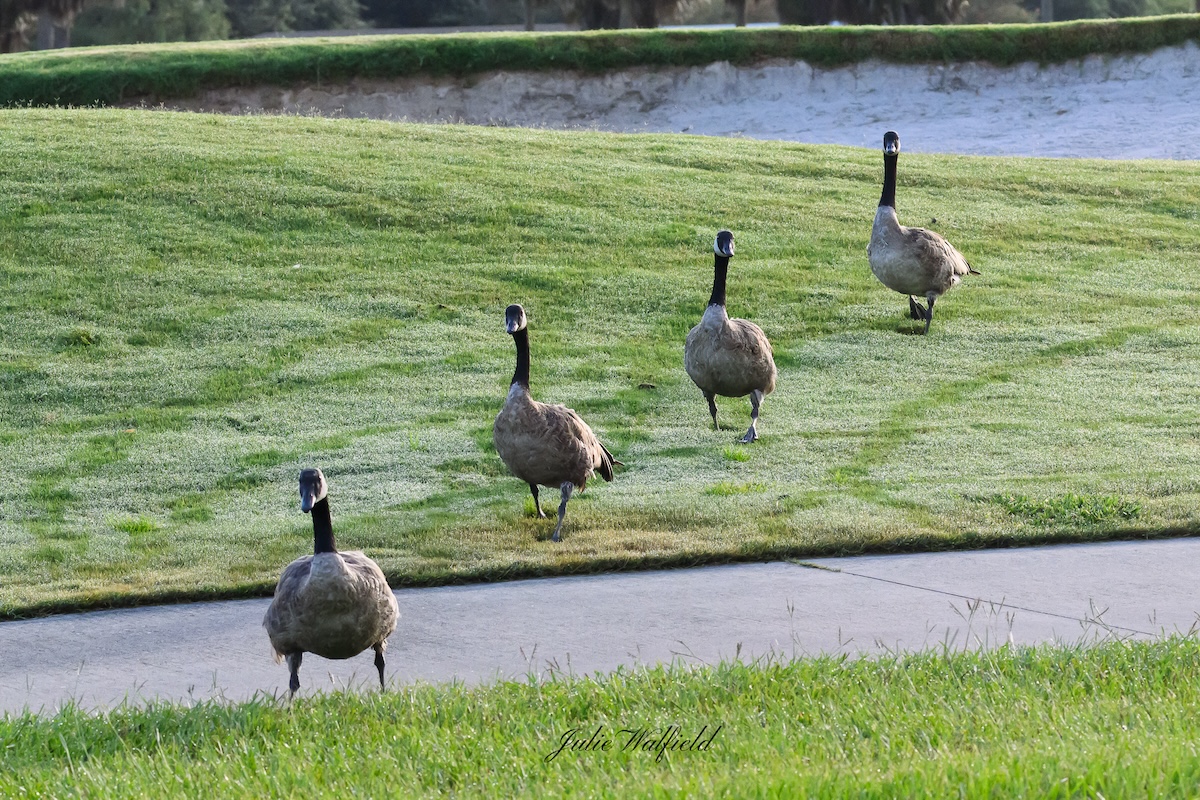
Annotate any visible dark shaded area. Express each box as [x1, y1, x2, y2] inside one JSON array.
[[360, 0, 562, 27]]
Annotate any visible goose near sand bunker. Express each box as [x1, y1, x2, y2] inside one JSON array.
[[867, 130, 979, 334]]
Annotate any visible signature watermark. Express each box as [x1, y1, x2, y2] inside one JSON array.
[[544, 725, 722, 763]]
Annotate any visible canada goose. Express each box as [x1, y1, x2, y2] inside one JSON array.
[[493, 303, 619, 542], [263, 468, 399, 695], [867, 130, 979, 335], [684, 230, 777, 444]]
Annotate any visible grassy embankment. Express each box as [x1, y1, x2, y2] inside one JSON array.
[[3, 639, 1200, 796], [1, 110, 1198, 617], [0, 15, 1199, 107]]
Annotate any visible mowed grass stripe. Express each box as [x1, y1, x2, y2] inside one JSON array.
[[1, 109, 1199, 618]]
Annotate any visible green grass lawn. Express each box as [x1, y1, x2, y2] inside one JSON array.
[[0, 16, 1198, 107], [3, 639, 1200, 796], [1, 108, 1199, 618]]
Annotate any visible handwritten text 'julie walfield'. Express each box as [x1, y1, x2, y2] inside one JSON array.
[[544, 725, 722, 763]]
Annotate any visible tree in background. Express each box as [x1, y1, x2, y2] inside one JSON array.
[[575, 0, 619, 26], [72, 0, 229, 46], [1, 0, 32, 50], [962, 0, 1034, 21], [2, 0, 88, 51], [225, 0, 363, 37], [1048, 0, 1190, 18], [776, 0, 966, 22], [778, 0, 1189, 20], [361, 0, 539, 27]]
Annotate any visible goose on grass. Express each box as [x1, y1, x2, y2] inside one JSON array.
[[493, 303, 619, 542], [684, 230, 777, 444], [867, 130, 979, 334]]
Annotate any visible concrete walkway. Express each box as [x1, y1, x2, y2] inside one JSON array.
[[1, 538, 1197, 715]]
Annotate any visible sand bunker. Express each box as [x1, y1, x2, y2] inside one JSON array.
[[148, 40, 1200, 159]]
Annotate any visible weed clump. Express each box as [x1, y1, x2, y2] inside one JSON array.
[[988, 493, 1141, 526]]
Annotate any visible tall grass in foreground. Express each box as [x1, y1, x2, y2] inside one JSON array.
[[3, 639, 1200, 796], [1, 109, 1199, 617]]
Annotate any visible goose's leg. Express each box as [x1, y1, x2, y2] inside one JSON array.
[[908, 295, 925, 321], [923, 294, 936, 335], [740, 390, 763, 444], [373, 643, 387, 690], [529, 483, 547, 518], [704, 392, 719, 430], [286, 652, 303, 696], [551, 481, 575, 542]]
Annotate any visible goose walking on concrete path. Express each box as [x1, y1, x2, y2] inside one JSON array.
[[264, 468, 399, 695]]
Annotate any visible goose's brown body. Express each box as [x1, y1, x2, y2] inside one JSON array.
[[493, 383, 616, 491], [684, 305, 776, 401], [265, 550, 398, 661], [868, 206, 974, 300], [263, 468, 398, 694], [866, 131, 977, 334], [492, 303, 617, 541], [683, 230, 775, 443]]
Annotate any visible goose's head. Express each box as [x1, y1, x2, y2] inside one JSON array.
[[504, 304, 528, 335], [883, 131, 900, 157], [714, 230, 735, 258], [298, 467, 328, 513]]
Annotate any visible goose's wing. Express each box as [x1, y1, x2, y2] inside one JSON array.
[[726, 318, 777, 394], [726, 318, 775, 359], [263, 556, 314, 658], [542, 402, 618, 485], [906, 227, 977, 278], [339, 551, 400, 641]]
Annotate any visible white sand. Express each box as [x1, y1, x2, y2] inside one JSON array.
[[156, 40, 1200, 159]]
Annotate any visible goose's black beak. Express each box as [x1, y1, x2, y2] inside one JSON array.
[[300, 491, 315, 514]]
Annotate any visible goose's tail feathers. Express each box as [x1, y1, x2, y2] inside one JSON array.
[[598, 442, 622, 482]]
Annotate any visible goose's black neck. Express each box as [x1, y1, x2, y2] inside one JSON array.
[[708, 255, 729, 308], [879, 154, 898, 209], [510, 328, 531, 389], [310, 497, 336, 555]]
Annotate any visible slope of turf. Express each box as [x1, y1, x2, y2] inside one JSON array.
[[3, 639, 1200, 796], [1, 108, 1199, 617], [0, 16, 1198, 108]]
